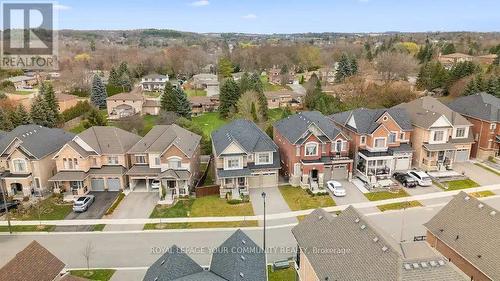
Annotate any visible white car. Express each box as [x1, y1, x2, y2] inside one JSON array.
[[326, 180, 346, 197], [406, 171, 432, 186], [151, 180, 161, 189]]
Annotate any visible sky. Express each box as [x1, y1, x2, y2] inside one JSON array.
[[51, 0, 500, 33]]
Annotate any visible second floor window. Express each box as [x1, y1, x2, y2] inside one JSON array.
[[135, 155, 146, 164], [360, 136, 366, 144], [456, 128, 465, 138], [335, 140, 343, 152], [305, 143, 318, 156], [13, 159, 27, 173], [168, 159, 181, 169], [374, 138, 385, 148], [108, 156, 119, 165], [490, 123, 497, 130], [388, 132, 397, 143], [257, 153, 271, 164], [433, 131, 444, 142], [155, 157, 161, 166], [63, 158, 78, 169], [226, 158, 240, 169]]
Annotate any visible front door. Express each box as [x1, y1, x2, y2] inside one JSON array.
[[311, 169, 318, 181], [437, 151, 445, 162]]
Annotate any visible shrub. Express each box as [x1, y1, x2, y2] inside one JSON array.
[[61, 101, 93, 122], [68, 87, 90, 97], [227, 199, 243, 205]]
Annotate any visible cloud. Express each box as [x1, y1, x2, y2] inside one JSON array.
[[190, 0, 209, 7], [242, 13, 257, 20], [53, 4, 71, 10]]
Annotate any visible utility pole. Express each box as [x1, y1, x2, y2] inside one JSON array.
[[261, 191, 266, 254], [0, 176, 12, 234]]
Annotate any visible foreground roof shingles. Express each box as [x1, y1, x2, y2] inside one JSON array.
[[424, 191, 500, 280], [447, 92, 500, 122], [0, 241, 65, 281]]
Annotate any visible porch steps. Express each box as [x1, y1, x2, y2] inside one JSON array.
[[351, 178, 370, 194]]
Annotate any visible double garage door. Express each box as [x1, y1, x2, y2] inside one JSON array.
[[248, 173, 278, 188], [90, 178, 121, 191], [324, 165, 349, 181]]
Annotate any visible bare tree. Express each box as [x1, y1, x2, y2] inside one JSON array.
[[375, 51, 418, 81], [82, 241, 94, 270]]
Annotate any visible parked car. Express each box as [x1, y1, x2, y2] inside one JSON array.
[[72, 195, 95, 212], [393, 172, 417, 188], [0, 199, 19, 213], [151, 180, 161, 189], [326, 180, 346, 197], [407, 171, 432, 186]]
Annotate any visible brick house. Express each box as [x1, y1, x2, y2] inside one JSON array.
[[188, 95, 219, 116], [447, 92, 499, 160], [140, 73, 169, 92], [106, 91, 160, 119], [265, 91, 304, 109], [330, 108, 413, 186], [424, 191, 500, 281], [211, 119, 280, 199], [273, 111, 353, 191], [267, 65, 295, 85], [50, 127, 141, 197], [395, 97, 474, 171]]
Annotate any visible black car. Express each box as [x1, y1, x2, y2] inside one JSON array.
[[0, 200, 19, 213], [393, 172, 417, 188]]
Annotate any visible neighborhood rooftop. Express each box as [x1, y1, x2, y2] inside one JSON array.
[[447, 92, 500, 122], [329, 107, 413, 134], [75, 126, 141, 155]]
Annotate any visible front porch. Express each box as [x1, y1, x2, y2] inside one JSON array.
[[421, 149, 455, 172], [219, 176, 249, 200], [157, 169, 191, 204], [49, 171, 89, 202], [356, 151, 393, 186]]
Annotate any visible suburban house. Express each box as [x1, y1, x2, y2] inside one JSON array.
[[192, 73, 219, 96], [4, 75, 38, 90], [274, 111, 353, 191], [0, 125, 74, 198], [188, 95, 219, 116], [475, 54, 498, 65], [140, 73, 169, 92], [267, 65, 295, 85], [447, 92, 499, 160], [0, 240, 88, 281], [330, 108, 413, 186], [126, 125, 201, 202], [143, 229, 266, 281], [106, 90, 160, 119], [424, 191, 500, 281], [211, 119, 280, 199], [438, 52, 473, 68], [395, 96, 474, 171], [50, 127, 141, 196], [56, 93, 79, 112], [292, 207, 467, 281], [265, 91, 304, 109]]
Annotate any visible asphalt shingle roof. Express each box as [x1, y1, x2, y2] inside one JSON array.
[[424, 191, 500, 281], [274, 111, 344, 144], [447, 92, 500, 122], [143, 245, 204, 281], [212, 119, 277, 156], [77, 126, 141, 155], [329, 107, 413, 134]]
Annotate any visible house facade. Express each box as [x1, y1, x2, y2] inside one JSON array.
[[0, 125, 74, 198], [330, 108, 413, 185], [106, 91, 160, 119], [49, 127, 141, 197], [265, 91, 304, 109], [212, 119, 280, 199], [395, 97, 474, 171], [188, 95, 219, 116], [140, 74, 169, 92], [192, 73, 219, 97], [274, 111, 353, 191], [447, 93, 499, 160], [5, 75, 38, 90], [267, 65, 295, 85], [126, 125, 201, 203]]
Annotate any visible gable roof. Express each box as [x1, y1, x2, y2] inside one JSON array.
[[330, 107, 413, 134], [106, 91, 144, 101], [274, 111, 344, 144], [142, 73, 168, 79], [76, 126, 141, 155], [424, 191, 500, 280], [0, 125, 74, 159], [128, 124, 201, 157], [0, 241, 65, 281], [212, 119, 277, 156], [395, 96, 471, 129], [447, 92, 500, 122], [210, 229, 267, 281]]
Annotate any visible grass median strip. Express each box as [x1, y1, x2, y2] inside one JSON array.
[[70, 269, 116, 281], [91, 224, 106, 231], [144, 220, 258, 230], [469, 190, 496, 198], [0, 225, 55, 232], [104, 192, 125, 215], [364, 189, 409, 201], [267, 265, 296, 281], [474, 163, 500, 176], [278, 185, 336, 211], [439, 179, 479, 191], [377, 201, 422, 212]]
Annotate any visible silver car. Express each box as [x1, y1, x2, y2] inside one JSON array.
[[72, 195, 95, 212]]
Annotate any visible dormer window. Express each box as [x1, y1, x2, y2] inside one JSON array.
[[455, 128, 466, 138], [382, 116, 388, 121], [388, 132, 397, 144], [13, 159, 27, 173], [374, 138, 386, 148], [335, 140, 343, 152], [433, 131, 444, 142], [256, 152, 272, 165], [305, 142, 318, 156], [360, 136, 366, 145]]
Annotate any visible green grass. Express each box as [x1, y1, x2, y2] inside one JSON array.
[[9, 90, 35, 95], [144, 220, 258, 230], [105, 193, 126, 215], [377, 201, 422, 212], [0, 225, 55, 232], [469, 190, 496, 198], [200, 162, 215, 185], [278, 185, 336, 211], [70, 123, 86, 134], [192, 112, 229, 137], [92, 224, 106, 231], [440, 179, 480, 191], [268, 108, 285, 122], [144, 91, 161, 98], [185, 88, 207, 97], [150, 199, 194, 218], [268, 265, 296, 281], [364, 189, 410, 201], [142, 114, 159, 136], [11, 196, 72, 220], [260, 75, 291, 91], [474, 163, 500, 176], [70, 269, 116, 281]]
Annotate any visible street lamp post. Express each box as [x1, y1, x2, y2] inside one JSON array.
[[261, 191, 266, 254]]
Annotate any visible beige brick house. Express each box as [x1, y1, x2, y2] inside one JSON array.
[[49, 127, 141, 197], [106, 90, 160, 120], [0, 125, 74, 198]]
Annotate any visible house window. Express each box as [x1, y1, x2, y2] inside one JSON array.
[[257, 152, 271, 164], [295, 145, 300, 156], [225, 178, 234, 185], [91, 157, 98, 166], [374, 138, 385, 148], [13, 159, 27, 173], [108, 156, 119, 165], [388, 132, 397, 144], [335, 140, 342, 152], [63, 158, 68, 169], [400, 132, 405, 140], [433, 131, 444, 142], [74, 158, 79, 169], [226, 158, 240, 169], [305, 142, 318, 156], [135, 155, 146, 164], [490, 123, 497, 130], [360, 136, 366, 145], [456, 128, 465, 138], [168, 159, 181, 169], [322, 144, 326, 154]]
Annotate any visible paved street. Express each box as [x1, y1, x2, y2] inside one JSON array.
[[109, 269, 147, 281], [104, 192, 158, 231], [453, 162, 500, 186], [330, 181, 380, 213], [249, 187, 297, 226]]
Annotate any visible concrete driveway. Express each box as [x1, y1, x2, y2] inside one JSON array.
[[453, 162, 500, 186], [327, 180, 381, 213], [104, 192, 158, 231], [249, 187, 297, 226], [54, 192, 119, 232]]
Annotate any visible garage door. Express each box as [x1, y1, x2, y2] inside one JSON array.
[[331, 165, 348, 180], [455, 149, 470, 162], [248, 173, 277, 188], [394, 157, 411, 171], [91, 178, 105, 191], [107, 178, 121, 191], [324, 167, 332, 182]]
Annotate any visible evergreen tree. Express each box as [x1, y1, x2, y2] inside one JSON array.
[[335, 54, 358, 83], [219, 78, 241, 118], [16, 104, 31, 125], [249, 73, 264, 94], [160, 82, 177, 111], [108, 68, 120, 86], [218, 57, 234, 78], [256, 90, 268, 121], [90, 74, 107, 109], [416, 61, 448, 91], [281, 106, 292, 119], [174, 88, 191, 118], [30, 95, 49, 127], [41, 82, 60, 123], [441, 43, 456, 55], [118, 62, 129, 77], [83, 107, 107, 128], [239, 72, 251, 93], [0, 109, 13, 131], [119, 72, 132, 92], [250, 102, 258, 122]]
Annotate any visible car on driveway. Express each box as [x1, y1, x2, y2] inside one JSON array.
[[407, 171, 432, 186], [326, 180, 347, 197], [72, 195, 95, 212], [0, 199, 19, 213], [151, 179, 161, 190], [393, 172, 417, 188]]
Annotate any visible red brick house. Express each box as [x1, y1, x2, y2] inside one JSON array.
[[273, 111, 353, 192]]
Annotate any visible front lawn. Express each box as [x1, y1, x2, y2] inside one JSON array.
[[191, 112, 228, 137], [104, 192, 125, 215], [142, 114, 159, 135], [377, 201, 422, 212], [268, 265, 296, 281], [278, 185, 336, 211], [364, 189, 410, 201], [185, 89, 207, 97], [268, 108, 285, 122], [260, 75, 291, 91], [144, 220, 258, 230], [440, 179, 479, 191], [150, 199, 194, 218], [0, 225, 55, 232], [11, 196, 72, 220], [469, 190, 495, 198], [70, 269, 116, 281], [474, 163, 500, 176]]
